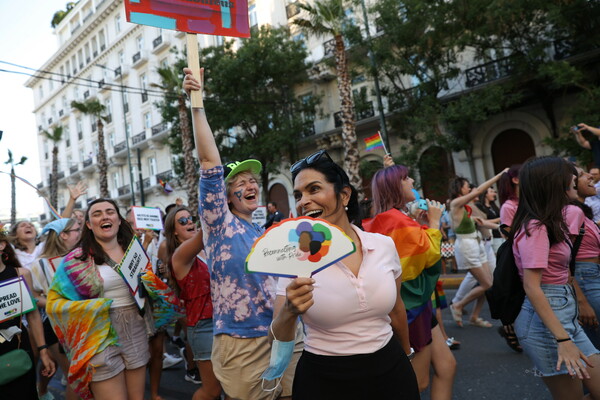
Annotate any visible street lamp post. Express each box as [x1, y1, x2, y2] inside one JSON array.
[[359, 0, 390, 153], [95, 63, 136, 206]]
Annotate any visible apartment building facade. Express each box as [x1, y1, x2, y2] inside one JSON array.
[[29, 0, 580, 219]]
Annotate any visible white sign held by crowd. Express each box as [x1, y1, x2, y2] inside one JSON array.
[[252, 205, 267, 227], [118, 238, 150, 309], [132, 206, 164, 231], [0, 277, 36, 323]]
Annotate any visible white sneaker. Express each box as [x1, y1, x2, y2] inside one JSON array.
[[162, 352, 183, 369]]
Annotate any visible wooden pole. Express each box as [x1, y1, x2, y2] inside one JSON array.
[[186, 33, 204, 108]]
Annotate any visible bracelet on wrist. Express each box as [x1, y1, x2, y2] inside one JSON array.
[[556, 337, 571, 343], [37, 344, 50, 351]]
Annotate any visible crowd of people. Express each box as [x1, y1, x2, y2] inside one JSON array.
[[1, 69, 600, 400]]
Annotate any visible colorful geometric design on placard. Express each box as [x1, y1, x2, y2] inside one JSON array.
[[124, 0, 250, 38], [288, 221, 332, 262]]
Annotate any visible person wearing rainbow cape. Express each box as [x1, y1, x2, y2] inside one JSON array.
[[363, 155, 456, 399], [46, 198, 182, 400]]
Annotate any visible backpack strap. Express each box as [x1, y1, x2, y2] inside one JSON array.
[[569, 222, 586, 276]]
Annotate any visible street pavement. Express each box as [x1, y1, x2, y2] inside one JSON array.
[[46, 289, 556, 399]]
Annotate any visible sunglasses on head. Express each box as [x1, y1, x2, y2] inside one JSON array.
[[290, 150, 334, 175], [177, 216, 198, 226]]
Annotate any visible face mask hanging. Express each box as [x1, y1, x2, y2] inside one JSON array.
[[261, 322, 295, 393]]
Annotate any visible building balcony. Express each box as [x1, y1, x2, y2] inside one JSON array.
[[152, 35, 169, 53], [105, 114, 112, 124], [323, 38, 336, 58], [132, 51, 148, 69], [70, 164, 79, 174], [286, 2, 300, 19], [333, 102, 375, 128], [465, 56, 513, 88], [118, 185, 131, 197], [132, 131, 146, 145], [114, 141, 127, 154], [151, 121, 169, 137], [308, 63, 336, 83], [56, 171, 65, 180], [114, 65, 130, 79], [37, 181, 44, 189], [356, 102, 375, 121], [40, 213, 47, 222], [141, 91, 148, 103], [99, 79, 110, 93], [83, 158, 93, 168]]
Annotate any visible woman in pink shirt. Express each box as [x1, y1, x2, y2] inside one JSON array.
[[498, 164, 521, 232], [512, 157, 600, 399], [272, 150, 419, 400], [497, 164, 523, 352], [565, 166, 600, 350]]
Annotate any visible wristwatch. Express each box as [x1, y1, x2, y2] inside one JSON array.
[[407, 347, 415, 361]]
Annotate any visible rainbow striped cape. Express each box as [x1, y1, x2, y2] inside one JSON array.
[[46, 248, 116, 400], [364, 209, 442, 313], [46, 248, 182, 399]]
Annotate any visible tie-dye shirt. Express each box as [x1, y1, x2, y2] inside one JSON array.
[[199, 166, 276, 338]]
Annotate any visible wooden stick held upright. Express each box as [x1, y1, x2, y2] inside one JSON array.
[[186, 33, 204, 108]]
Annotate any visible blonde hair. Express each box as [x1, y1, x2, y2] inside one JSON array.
[[40, 218, 78, 258]]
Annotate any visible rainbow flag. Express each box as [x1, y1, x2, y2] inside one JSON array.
[[364, 132, 384, 151]]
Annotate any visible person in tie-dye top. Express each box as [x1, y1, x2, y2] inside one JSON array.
[[184, 67, 299, 400]]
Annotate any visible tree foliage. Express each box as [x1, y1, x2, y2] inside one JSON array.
[[363, 0, 600, 169], [200, 26, 318, 199]]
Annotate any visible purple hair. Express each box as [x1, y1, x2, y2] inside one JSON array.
[[371, 165, 410, 215], [498, 164, 522, 205]]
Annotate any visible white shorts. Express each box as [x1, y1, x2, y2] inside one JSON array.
[[455, 233, 487, 270]]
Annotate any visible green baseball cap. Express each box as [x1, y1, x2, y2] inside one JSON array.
[[223, 159, 262, 182]]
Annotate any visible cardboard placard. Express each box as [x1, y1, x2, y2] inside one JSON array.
[[48, 255, 64, 273], [118, 238, 150, 309], [245, 217, 356, 278], [0, 277, 36, 323], [252, 205, 267, 227], [124, 0, 250, 38], [132, 206, 164, 231]]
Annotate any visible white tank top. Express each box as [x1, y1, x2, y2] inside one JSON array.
[[97, 264, 135, 308]]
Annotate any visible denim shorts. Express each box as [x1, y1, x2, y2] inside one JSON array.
[[89, 304, 150, 381], [514, 284, 599, 377], [575, 261, 600, 349], [187, 318, 214, 361]]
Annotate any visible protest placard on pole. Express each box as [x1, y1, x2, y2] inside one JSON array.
[[0, 277, 36, 323], [131, 206, 164, 231], [124, 0, 251, 108]]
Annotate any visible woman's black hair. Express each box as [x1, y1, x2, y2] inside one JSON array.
[[77, 198, 135, 264], [291, 155, 362, 227], [477, 188, 500, 215], [510, 157, 574, 244], [0, 237, 23, 271], [448, 177, 470, 201]]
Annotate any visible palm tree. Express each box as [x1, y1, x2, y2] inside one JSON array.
[[295, 0, 363, 196], [152, 65, 199, 216], [71, 99, 110, 198], [5, 150, 27, 225], [42, 125, 64, 209]]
